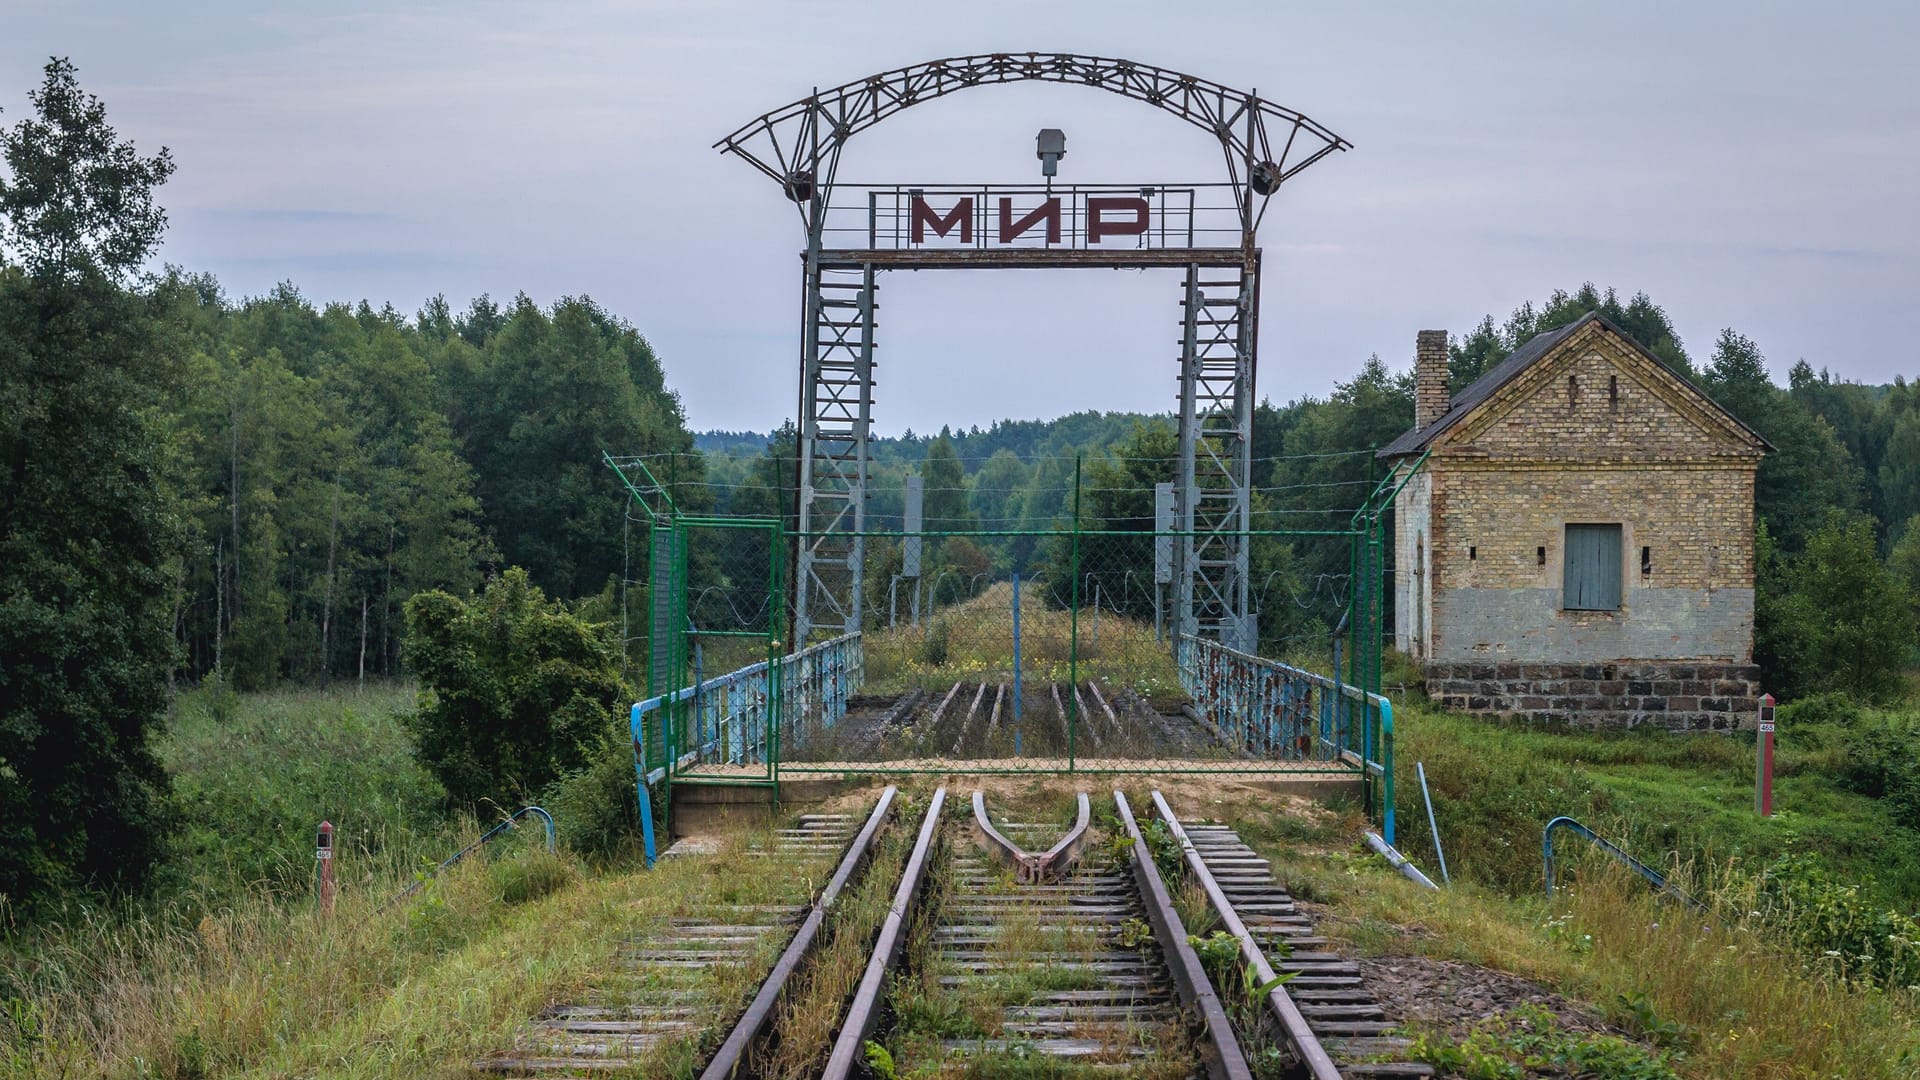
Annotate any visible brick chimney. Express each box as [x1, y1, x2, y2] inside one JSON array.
[[1415, 329, 1450, 430]]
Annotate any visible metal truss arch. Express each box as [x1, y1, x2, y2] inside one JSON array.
[[716, 51, 1350, 226]]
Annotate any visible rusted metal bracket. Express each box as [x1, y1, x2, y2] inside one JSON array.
[[971, 790, 1089, 884]]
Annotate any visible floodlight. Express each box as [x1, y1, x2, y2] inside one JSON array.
[[1036, 128, 1067, 177]]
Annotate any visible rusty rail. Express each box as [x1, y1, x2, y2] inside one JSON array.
[[1151, 790, 1344, 1080], [698, 786, 898, 1080], [1114, 790, 1253, 1080], [971, 790, 1089, 883], [820, 788, 948, 1079]]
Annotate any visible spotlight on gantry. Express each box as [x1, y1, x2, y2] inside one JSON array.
[[1036, 128, 1066, 177]]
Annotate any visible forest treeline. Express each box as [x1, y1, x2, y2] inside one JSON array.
[[163, 282, 693, 690]]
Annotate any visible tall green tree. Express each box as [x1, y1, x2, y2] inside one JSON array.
[[920, 428, 975, 533], [1878, 381, 1920, 539], [729, 420, 798, 530], [1759, 513, 1917, 701], [0, 59, 181, 904], [969, 449, 1032, 535], [1700, 329, 1864, 552], [1268, 355, 1412, 594], [1449, 283, 1691, 388], [1889, 517, 1920, 662], [463, 296, 694, 598]]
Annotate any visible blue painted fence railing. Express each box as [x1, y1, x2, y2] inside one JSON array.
[[1176, 634, 1398, 843], [629, 633, 863, 865]]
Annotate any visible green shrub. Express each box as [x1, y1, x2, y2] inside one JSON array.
[[402, 569, 624, 808], [1410, 1005, 1681, 1080], [1777, 691, 1869, 730], [543, 734, 644, 862], [1759, 513, 1918, 702], [1838, 718, 1919, 801], [1783, 695, 1920, 829], [920, 618, 950, 667], [1755, 853, 1920, 990], [159, 683, 449, 907]]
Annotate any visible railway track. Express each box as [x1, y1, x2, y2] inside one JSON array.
[[1152, 791, 1433, 1079], [473, 790, 897, 1078], [786, 680, 1241, 764], [476, 783, 1423, 1078], [817, 788, 1426, 1080], [823, 789, 1249, 1079]]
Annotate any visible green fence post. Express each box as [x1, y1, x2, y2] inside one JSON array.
[[1068, 454, 1081, 774], [768, 517, 784, 789]]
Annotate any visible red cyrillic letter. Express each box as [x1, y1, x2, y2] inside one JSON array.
[[1087, 196, 1149, 243], [997, 197, 1062, 243], [910, 196, 973, 244]]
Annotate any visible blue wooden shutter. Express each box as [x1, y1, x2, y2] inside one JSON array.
[[1563, 524, 1622, 610]]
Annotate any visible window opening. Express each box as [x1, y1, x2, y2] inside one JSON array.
[[1563, 523, 1623, 611], [1641, 545, 1652, 575], [1609, 374, 1619, 410], [1568, 374, 1578, 408], [1469, 545, 1477, 561], [1537, 545, 1546, 566]]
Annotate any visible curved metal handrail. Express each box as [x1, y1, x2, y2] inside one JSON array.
[[386, 805, 557, 908], [1542, 815, 1704, 911]]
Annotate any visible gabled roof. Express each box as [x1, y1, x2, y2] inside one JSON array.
[[1377, 311, 1770, 458]]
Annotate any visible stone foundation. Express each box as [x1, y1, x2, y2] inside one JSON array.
[[1423, 661, 1762, 731]]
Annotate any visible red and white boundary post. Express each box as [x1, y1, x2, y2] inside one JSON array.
[[1755, 695, 1776, 817], [316, 820, 335, 916]]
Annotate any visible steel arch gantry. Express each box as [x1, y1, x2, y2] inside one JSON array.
[[719, 52, 1347, 648]]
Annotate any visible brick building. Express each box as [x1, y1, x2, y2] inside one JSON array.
[[1378, 313, 1770, 730]]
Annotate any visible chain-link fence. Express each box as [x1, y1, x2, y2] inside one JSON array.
[[632, 523, 1391, 778], [776, 524, 1384, 774], [616, 448, 1408, 816]]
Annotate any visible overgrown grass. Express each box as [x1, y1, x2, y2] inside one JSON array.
[[0, 807, 852, 1078], [0, 681, 675, 1078], [157, 680, 454, 909], [755, 793, 922, 1080], [880, 793, 1193, 1079], [1390, 688, 1920, 908], [1219, 811, 1920, 1080], [1404, 1004, 1681, 1080], [862, 581, 1181, 701], [1, 836, 588, 1078]]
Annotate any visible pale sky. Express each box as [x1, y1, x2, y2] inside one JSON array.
[[4, 1, 1915, 435]]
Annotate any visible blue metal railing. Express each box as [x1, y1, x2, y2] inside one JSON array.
[[1542, 816, 1704, 911], [1176, 634, 1397, 843], [386, 805, 556, 907], [629, 633, 863, 865]]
